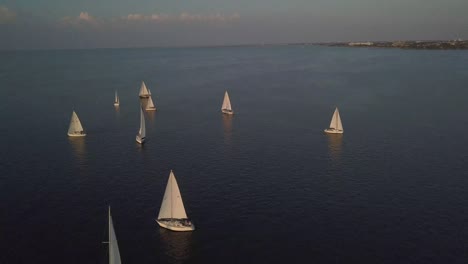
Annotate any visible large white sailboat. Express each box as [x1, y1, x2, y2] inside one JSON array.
[[139, 81, 150, 98], [146, 90, 156, 111], [114, 91, 120, 106], [156, 170, 195, 232], [221, 91, 234, 115], [324, 107, 344, 134], [136, 108, 146, 144], [104, 207, 122, 264], [67, 111, 86, 137]]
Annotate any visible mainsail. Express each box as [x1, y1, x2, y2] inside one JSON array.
[[329, 107, 343, 130], [158, 171, 188, 219], [114, 91, 119, 104], [139, 108, 146, 138], [68, 111, 84, 135], [221, 91, 232, 111], [108, 207, 122, 264], [139, 81, 150, 97], [147, 96, 155, 109]]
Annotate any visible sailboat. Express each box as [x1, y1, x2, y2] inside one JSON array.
[[139, 81, 150, 98], [146, 89, 156, 111], [67, 111, 86, 137], [156, 170, 195, 232], [114, 91, 120, 106], [221, 91, 234, 115], [324, 107, 344, 134], [104, 207, 122, 264], [136, 108, 146, 144]]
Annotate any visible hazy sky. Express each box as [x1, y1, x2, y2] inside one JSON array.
[[0, 0, 467, 49]]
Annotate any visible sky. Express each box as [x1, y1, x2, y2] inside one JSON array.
[[0, 0, 467, 49]]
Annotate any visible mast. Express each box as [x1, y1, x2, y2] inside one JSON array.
[[170, 170, 173, 218]]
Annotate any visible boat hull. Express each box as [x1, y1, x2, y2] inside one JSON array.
[[114, 103, 119, 106], [222, 109, 234, 115], [139, 95, 150, 98], [146, 107, 156, 111], [324, 128, 343, 134], [68, 133, 86, 137], [136, 135, 145, 144], [156, 219, 195, 232]]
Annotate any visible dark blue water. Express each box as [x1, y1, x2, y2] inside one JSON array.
[[1, 46, 468, 263]]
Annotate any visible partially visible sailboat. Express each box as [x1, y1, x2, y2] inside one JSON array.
[[104, 207, 122, 264], [67, 111, 86, 137], [146, 95, 157, 111], [156, 170, 195, 232], [114, 91, 120, 106], [139, 81, 150, 98], [136, 108, 146, 144], [221, 91, 234, 115], [324, 107, 344, 134]]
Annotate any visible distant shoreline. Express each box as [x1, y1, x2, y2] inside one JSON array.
[[2, 40, 468, 51], [314, 40, 468, 50]]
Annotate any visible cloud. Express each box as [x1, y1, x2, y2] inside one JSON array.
[[122, 12, 240, 22], [78, 12, 94, 22], [60, 11, 98, 27], [0, 6, 16, 24]]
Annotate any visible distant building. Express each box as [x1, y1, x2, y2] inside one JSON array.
[[348, 42, 373, 46]]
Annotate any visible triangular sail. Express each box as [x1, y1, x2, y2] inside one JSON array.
[[158, 171, 188, 219], [221, 91, 232, 111], [108, 207, 122, 264], [139, 108, 146, 138], [68, 111, 84, 134], [139, 81, 150, 97], [329, 107, 343, 130], [147, 96, 155, 109], [114, 91, 119, 104]]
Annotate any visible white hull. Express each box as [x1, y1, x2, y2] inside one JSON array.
[[324, 128, 343, 134], [114, 103, 119, 106], [136, 135, 145, 144], [156, 219, 195, 232], [146, 106, 156, 111], [68, 132, 86, 137], [222, 109, 234, 115]]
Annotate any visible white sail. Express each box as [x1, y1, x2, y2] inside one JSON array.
[[146, 96, 155, 110], [158, 171, 188, 219], [108, 207, 122, 264], [139, 81, 150, 97], [148, 88, 152, 96], [114, 91, 119, 104], [329, 107, 343, 130], [139, 108, 146, 138], [221, 91, 232, 111], [68, 111, 84, 135]]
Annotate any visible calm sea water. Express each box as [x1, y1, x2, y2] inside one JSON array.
[[1, 46, 468, 263]]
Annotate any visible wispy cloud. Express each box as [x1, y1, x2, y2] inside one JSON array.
[[0, 6, 16, 24], [121, 12, 240, 22], [122, 12, 240, 22]]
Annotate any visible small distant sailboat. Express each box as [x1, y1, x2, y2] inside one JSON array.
[[139, 81, 150, 98], [221, 91, 234, 115], [114, 91, 120, 106], [156, 170, 195, 232], [146, 90, 157, 111], [136, 108, 146, 144], [67, 111, 86, 137], [104, 207, 122, 264], [324, 107, 344, 134]]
